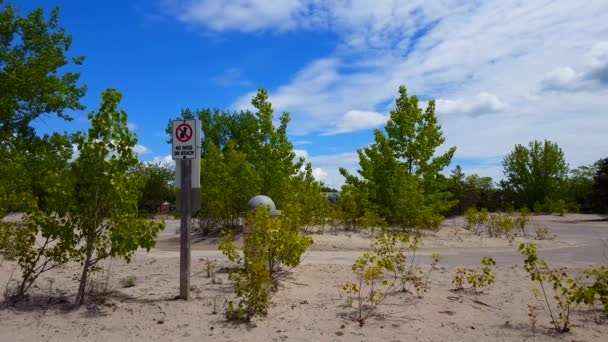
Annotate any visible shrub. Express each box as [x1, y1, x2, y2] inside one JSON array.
[[533, 201, 543, 215], [534, 223, 550, 240], [225, 258, 272, 322], [573, 266, 608, 316], [518, 243, 579, 333], [219, 206, 313, 282], [464, 208, 478, 230], [515, 207, 531, 237], [341, 230, 438, 326], [452, 257, 496, 293], [220, 207, 313, 322]]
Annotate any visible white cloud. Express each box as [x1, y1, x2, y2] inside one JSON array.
[[436, 93, 507, 117], [541, 42, 608, 92], [133, 144, 152, 155], [127, 122, 138, 131], [166, 0, 304, 32], [292, 140, 311, 145], [166, 1, 608, 179], [306, 152, 360, 188], [323, 110, 388, 135], [210, 67, 251, 87], [152, 154, 174, 164], [312, 167, 328, 182]]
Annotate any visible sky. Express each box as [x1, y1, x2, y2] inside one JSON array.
[[16, 0, 608, 189]]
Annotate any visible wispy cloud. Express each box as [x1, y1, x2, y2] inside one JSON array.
[[210, 67, 251, 87], [322, 110, 388, 135], [165, 0, 608, 185], [134, 144, 152, 155]]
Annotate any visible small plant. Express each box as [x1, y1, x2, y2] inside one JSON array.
[[341, 250, 396, 327], [572, 266, 608, 317], [534, 223, 550, 240], [464, 208, 479, 230], [464, 208, 489, 233], [451, 257, 496, 293], [340, 283, 357, 307], [518, 243, 579, 333], [204, 259, 217, 283], [120, 275, 137, 288], [515, 207, 530, 237]]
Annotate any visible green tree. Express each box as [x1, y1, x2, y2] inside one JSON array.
[[591, 158, 608, 213], [502, 140, 568, 209], [0, 3, 86, 139], [70, 90, 163, 305], [133, 162, 175, 212], [565, 164, 595, 212], [0, 3, 86, 216], [341, 86, 456, 230], [169, 89, 313, 234]]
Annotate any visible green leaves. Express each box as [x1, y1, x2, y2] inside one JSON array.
[[341, 86, 456, 231], [503, 140, 568, 209], [0, 4, 86, 138], [221, 206, 313, 321], [452, 256, 496, 293]]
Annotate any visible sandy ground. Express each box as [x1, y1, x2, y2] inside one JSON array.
[[1, 214, 607, 341]]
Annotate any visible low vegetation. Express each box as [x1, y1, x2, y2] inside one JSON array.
[[452, 257, 496, 293]]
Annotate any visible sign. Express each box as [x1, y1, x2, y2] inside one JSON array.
[[172, 120, 198, 160]]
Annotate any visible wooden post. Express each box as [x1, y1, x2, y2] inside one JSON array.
[[180, 159, 191, 300]]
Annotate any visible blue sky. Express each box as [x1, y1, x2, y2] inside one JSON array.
[[16, 0, 608, 188]]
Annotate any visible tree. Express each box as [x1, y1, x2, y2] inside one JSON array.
[[591, 158, 608, 213], [70, 89, 163, 305], [0, 3, 86, 139], [133, 162, 175, 212], [1, 3, 86, 216], [341, 86, 456, 230], [168, 89, 313, 234], [566, 164, 596, 212], [502, 140, 568, 209]]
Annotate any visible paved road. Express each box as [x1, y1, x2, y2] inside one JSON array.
[[148, 218, 608, 267]]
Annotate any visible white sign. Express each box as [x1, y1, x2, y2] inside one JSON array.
[[172, 120, 199, 160]]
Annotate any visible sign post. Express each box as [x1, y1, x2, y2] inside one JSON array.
[[172, 119, 200, 300]]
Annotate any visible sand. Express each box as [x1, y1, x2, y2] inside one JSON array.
[[1, 214, 607, 341]]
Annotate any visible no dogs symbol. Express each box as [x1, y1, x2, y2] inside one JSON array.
[[175, 123, 193, 142]]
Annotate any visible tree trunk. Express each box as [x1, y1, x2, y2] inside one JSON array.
[[76, 244, 94, 306]]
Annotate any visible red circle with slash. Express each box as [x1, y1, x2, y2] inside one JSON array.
[[175, 123, 193, 142]]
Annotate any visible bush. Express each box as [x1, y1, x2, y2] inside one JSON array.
[[219, 206, 313, 281], [220, 207, 313, 321], [225, 258, 272, 322], [518, 243, 579, 333], [515, 207, 531, 237], [452, 257, 496, 293], [573, 266, 608, 316], [534, 223, 550, 240]]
